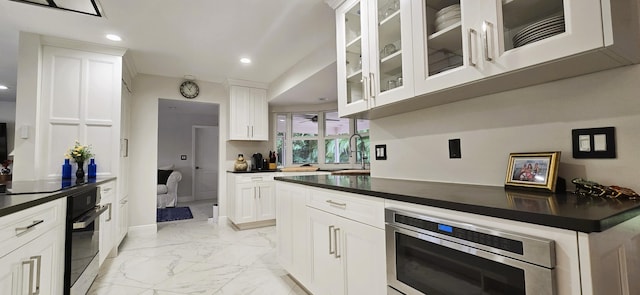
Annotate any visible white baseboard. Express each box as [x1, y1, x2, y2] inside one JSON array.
[[178, 195, 195, 203], [127, 224, 157, 236]]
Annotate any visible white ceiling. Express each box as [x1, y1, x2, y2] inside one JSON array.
[[0, 0, 337, 103]]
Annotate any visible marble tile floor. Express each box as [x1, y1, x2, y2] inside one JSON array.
[[87, 202, 309, 295]]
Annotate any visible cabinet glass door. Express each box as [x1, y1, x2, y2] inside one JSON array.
[[338, 0, 368, 117], [413, 0, 487, 96], [371, 0, 414, 105], [492, 0, 603, 72]]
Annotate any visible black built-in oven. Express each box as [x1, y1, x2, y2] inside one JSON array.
[[385, 208, 557, 295], [64, 187, 109, 295]]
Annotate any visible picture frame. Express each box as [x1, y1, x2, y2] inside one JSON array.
[[505, 152, 561, 192], [506, 191, 558, 214]]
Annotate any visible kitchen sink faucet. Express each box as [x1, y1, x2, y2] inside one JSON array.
[[348, 133, 367, 170]]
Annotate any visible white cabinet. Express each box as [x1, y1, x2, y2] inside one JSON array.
[[275, 181, 386, 295], [337, 0, 415, 117], [307, 207, 386, 295], [276, 182, 310, 286], [116, 63, 132, 246], [413, 0, 606, 93], [98, 181, 116, 265], [227, 173, 276, 229], [0, 199, 65, 295], [228, 85, 268, 141], [38, 45, 123, 179], [333, 0, 640, 118]]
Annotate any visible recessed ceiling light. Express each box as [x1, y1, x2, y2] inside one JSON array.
[[240, 58, 251, 64], [0, 85, 8, 90], [106, 34, 122, 41]]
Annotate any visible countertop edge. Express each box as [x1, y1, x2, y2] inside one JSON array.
[[274, 177, 631, 233], [0, 177, 116, 218]]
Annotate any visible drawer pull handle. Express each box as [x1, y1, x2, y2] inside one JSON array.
[[15, 220, 44, 237], [32, 255, 42, 294], [334, 227, 341, 258], [326, 200, 347, 208]]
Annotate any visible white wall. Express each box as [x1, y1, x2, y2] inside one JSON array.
[[157, 103, 218, 199], [129, 74, 268, 229], [0, 101, 16, 157], [370, 64, 640, 191]]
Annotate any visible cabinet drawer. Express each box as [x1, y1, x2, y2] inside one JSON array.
[[236, 174, 274, 183], [307, 188, 384, 229], [99, 181, 116, 201], [0, 198, 64, 257]]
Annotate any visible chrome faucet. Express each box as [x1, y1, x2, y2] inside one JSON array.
[[348, 133, 367, 170]]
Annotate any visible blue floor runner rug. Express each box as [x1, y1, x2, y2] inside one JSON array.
[[157, 207, 193, 222]]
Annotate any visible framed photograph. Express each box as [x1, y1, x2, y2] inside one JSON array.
[[505, 152, 561, 191], [506, 191, 558, 214]]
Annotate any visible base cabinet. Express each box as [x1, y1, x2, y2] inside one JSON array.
[[276, 183, 310, 285], [227, 174, 276, 228], [99, 181, 116, 265], [0, 199, 65, 295], [307, 207, 386, 295], [0, 229, 63, 295], [276, 181, 386, 295]]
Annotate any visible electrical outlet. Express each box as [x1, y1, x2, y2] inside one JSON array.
[[181, 155, 187, 160], [572, 127, 616, 158], [449, 139, 461, 159], [375, 144, 387, 160]]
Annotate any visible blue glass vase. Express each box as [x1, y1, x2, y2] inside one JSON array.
[[62, 159, 72, 179], [88, 159, 97, 178]]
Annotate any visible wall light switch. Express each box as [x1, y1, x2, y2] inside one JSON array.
[[593, 134, 607, 151], [578, 135, 591, 152], [572, 127, 616, 158], [375, 144, 387, 160], [449, 139, 461, 159], [20, 125, 29, 139]]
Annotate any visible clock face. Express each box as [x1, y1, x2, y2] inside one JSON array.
[[179, 80, 199, 99]]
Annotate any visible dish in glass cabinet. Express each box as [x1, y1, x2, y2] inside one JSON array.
[[435, 4, 460, 18], [512, 15, 565, 48], [513, 15, 564, 39], [513, 25, 565, 48], [435, 18, 461, 32], [513, 23, 564, 44]]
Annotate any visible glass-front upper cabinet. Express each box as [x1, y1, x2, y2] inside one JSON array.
[[337, 0, 369, 116], [412, 0, 489, 96], [369, 0, 414, 107], [487, 0, 604, 74], [337, 0, 414, 117]]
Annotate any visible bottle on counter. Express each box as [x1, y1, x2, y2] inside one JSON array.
[[62, 159, 72, 179], [88, 158, 97, 178]]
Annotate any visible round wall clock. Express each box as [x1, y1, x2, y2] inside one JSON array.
[[179, 80, 199, 99]]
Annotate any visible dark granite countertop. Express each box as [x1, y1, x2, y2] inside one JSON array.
[[0, 176, 116, 218], [275, 175, 640, 233]]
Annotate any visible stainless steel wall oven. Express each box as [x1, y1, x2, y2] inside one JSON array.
[[385, 208, 557, 295], [64, 187, 109, 295]]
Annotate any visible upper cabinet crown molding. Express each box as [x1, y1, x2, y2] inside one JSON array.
[[324, 0, 346, 9], [225, 78, 269, 90], [40, 35, 126, 57]]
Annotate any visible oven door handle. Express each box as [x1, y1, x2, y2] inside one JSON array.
[[73, 205, 109, 229]]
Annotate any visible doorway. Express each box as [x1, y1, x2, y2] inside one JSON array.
[[157, 99, 219, 206]]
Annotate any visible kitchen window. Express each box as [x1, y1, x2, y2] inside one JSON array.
[[275, 111, 369, 167]]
